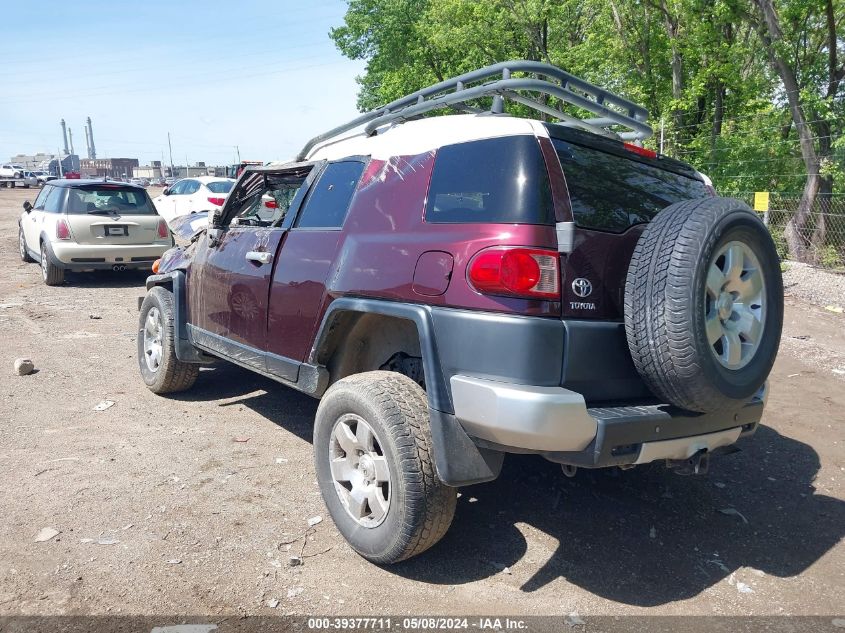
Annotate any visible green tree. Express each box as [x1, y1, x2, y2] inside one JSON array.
[[330, 0, 844, 261]]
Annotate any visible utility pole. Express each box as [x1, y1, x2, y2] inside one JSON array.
[[167, 132, 175, 179], [235, 145, 241, 163], [659, 118, 665, 155]]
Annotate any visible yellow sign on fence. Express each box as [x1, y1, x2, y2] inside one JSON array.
[[754, 191, 770, 212]]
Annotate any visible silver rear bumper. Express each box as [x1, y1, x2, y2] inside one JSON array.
[[450, 374, 765, 466]]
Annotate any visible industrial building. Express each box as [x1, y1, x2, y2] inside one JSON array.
[[8, 153, 59, 169], [80, 158, 140, 179], [10, 118, 224, 181]]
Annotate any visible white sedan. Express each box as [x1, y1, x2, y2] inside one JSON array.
[[151, 176, 236, 224]]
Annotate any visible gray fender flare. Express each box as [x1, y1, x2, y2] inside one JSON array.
[[310, 298, 503, 486], [144, 271, 212, 364]]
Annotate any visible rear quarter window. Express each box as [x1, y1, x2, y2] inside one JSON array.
[[554, 138, 708, 232], [425, 136, 554, 225]]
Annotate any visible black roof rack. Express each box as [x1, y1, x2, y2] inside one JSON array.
[[297, 60, 652, 161]]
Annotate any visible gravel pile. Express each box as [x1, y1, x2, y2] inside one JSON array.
[[782, 261, 845, 309]]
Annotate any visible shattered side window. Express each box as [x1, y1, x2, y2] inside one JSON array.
[[228, 169, 311, 228]]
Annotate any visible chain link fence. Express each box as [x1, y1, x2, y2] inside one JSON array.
[[737, 193, 845, 271]]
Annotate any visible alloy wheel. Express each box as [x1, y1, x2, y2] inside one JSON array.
[[329, 413, 391, 528], [143, 307, 164, 373], [704, 240, 766, 370]]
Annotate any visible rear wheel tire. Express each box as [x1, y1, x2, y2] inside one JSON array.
[[40, 242, 64, 286], [624, 197, 783, 413], [314, 371, 456, 564], [137, 286, 199, 394]]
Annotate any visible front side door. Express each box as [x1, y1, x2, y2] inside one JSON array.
[[186, 165, 318, 378], [22, 185, 52, 249]]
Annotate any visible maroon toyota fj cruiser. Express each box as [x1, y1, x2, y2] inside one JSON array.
[[137, 61, 782, 564]]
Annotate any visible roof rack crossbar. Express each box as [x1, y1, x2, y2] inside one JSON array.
[[296, 60, 652, 161]]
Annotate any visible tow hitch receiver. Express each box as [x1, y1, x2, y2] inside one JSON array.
[[666, 449, 710, 475]]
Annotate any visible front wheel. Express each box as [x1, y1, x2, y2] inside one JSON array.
[[19, 226, 34, 262], [137, 286, 199, 394], [314, 371, 456, 564]]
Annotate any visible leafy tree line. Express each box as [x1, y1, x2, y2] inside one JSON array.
[[330, 0, 844, 262]]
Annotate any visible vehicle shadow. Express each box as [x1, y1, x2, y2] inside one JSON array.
[[169, 362, 317, 445], [392, 424, 844, 605], [64, 269, 151, 289], [162, 364, 844, 605]]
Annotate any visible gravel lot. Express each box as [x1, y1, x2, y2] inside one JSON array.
[[0, 186, 843, 618], [783, 261, 845, 311]]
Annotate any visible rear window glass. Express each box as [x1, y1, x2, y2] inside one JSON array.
[[206, 181, 234, 194], [65, 186, 156, 215], [425, 136, 554, 225], [554, 138, 708, 232]]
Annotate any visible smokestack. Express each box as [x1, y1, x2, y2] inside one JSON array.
[[86, 116, 96, 159], [68, 128, 74, 155], [84, 124, 92, 159], [60, 119, 69, 154]]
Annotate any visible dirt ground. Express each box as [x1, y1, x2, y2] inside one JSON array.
[[0, 185, 842, 618]]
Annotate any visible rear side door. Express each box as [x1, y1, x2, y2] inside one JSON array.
[[265, 160, 367, 363], [186, 165, 318, 378]]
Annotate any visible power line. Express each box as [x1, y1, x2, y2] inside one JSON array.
[[673, 132, 844, 156]]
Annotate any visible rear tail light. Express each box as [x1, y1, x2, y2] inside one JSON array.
[[56, 218, 71, 240], [698, 172, 717, 196], [264, 199, 278, 208], [468, 247, 559, 300], [207, 197, 225, 206], [157, 219, 169, 239]]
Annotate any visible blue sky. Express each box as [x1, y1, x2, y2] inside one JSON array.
[[0, 0, 366, 166]]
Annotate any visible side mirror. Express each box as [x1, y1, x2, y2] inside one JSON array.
[[23, 201, 33, 213], [207, 208, 225, 245], [162, 187, 171, 196], [209, 207, 224, 228]]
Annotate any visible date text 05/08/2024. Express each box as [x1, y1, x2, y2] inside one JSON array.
[[307, 617, 528, 630]]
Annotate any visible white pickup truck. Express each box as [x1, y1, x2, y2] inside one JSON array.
[[0, 164, 32, 188], [0, 164, 26, 178]]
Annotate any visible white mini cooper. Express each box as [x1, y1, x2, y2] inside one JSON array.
[[18, 180, 172, 285]]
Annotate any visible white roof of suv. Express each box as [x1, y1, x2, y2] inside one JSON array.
[[308, 114, 546, 162]]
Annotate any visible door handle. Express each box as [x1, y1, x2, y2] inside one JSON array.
[[245, 251, 273, 265]]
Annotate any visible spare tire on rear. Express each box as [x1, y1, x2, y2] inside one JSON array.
[[624, 197, 783, 413]]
